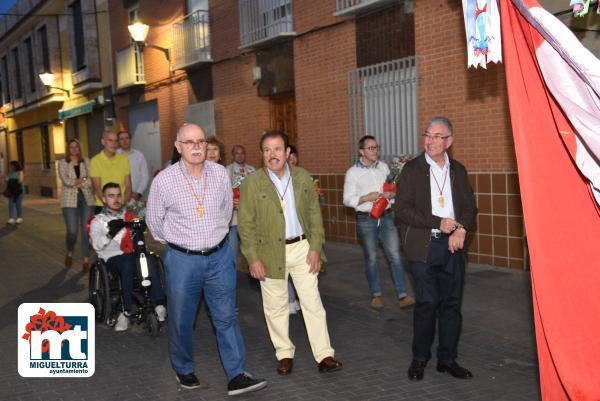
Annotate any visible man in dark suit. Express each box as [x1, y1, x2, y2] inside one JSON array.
[[396, 116, 477, 381]]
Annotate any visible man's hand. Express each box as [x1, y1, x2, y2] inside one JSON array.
[[130, 192, 141, 201], [249, 260, 267, 281], [448, 228, 466, 253], [440, 218, 457, 234], [306, 250, 321, 274], [107, 219, 126, 238], [359, 191, 381, 204], [233, 197, 239, 210], [381, 191, 395, 200]]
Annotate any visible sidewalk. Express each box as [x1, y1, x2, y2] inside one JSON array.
[[0, 196, 540, 401]]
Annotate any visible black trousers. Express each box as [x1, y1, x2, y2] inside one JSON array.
[[409, 236, 465, 363]]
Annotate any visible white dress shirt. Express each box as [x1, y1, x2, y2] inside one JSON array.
[[119, 148, 150, 195], [425, 152, 455, 220], [343, 159, 392, 213], [266, 164, 303, 239]]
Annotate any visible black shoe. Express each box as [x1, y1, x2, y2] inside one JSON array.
[[436, 361, 473, 379], [227, 373, 267, 396], [408, 360, 426, 381], [176, 372, 202, 389]]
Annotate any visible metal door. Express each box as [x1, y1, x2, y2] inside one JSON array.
[[128, 100, 161, 186]]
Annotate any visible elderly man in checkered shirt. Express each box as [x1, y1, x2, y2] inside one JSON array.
[[146, 123, 267, 396]]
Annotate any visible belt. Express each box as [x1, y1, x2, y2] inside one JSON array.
[[356, 209, 391, 217], [168, 236, 227, 256], [285, 234, 306, 245]]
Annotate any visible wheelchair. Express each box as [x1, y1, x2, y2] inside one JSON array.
[[88, 218, 166, 337]]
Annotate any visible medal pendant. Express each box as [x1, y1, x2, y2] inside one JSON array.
[[280, 200, 286, 212], [197, 204, 205, 217], [438, 196, 445, 208]]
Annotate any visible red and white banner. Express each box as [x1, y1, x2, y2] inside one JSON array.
[[501, 0, 600, 399]]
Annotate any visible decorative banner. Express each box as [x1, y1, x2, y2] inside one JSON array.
[[462, 0, 503, 68], [501, 0, 600, 399]]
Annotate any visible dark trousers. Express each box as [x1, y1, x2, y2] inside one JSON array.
[[410, 236, 465, 364], [105, 253, 165, 312]]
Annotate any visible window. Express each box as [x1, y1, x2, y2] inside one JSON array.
[[1, 56, 10, 103], [128, 5, 144, 82], [12, 47, 23, 99], [39, 26, 50, 72], [70, 0, 86, 70], [347, 57, 419, 163], [25, 38, 36, 93], [16, 132, 24, 165], [41, 125, 51, 169]]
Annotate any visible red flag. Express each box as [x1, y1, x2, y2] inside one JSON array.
[[501, 0, 600, 399]]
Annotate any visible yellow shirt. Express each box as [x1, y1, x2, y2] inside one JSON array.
[[90, 151, 131, 206]]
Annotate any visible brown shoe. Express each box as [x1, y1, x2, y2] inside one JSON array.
[[318, 357, 343, 373], [65, 254, 73, 268], [398, 295, 415, 308], [277, 358, 293, 375], [370, 296, 383, 309], [82, 261, 90, 272]]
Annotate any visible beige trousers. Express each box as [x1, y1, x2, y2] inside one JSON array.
[[260, 239, 334, 362]]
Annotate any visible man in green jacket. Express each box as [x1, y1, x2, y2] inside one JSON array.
[[238, 131, 342, 376]]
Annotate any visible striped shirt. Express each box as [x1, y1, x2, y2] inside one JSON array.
[[146, 160, 233, 250]]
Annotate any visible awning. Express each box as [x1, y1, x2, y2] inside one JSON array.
[[58, 101, 94, 120]]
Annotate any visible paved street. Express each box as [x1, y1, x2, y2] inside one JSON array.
[[0, 197, 540, 401]]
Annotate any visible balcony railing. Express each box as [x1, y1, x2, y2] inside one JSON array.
[[116, 45, 145, 90], [334, 0, 403, 16], [172, 10, 212, 70], [239, 0, 295, 49]]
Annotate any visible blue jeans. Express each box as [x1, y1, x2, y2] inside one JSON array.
[[164, 243, 246, 380], [410, 237, 465, 363], [8, 193, 23, 219], [62, 191, 95, 258], [105, 253, 165, 312], [356, 211, 408, 298], [228, 225, 239, 258]]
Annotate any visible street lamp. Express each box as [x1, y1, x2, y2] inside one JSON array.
[[128, 21, 170, 61], [39, 72, 70, 96]]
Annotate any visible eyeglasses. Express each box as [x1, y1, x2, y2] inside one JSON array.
[[422, 133, 451, 141], [362, 146, 379, 151], [178, 139, 208, 148]]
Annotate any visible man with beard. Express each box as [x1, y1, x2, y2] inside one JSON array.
[[89, 182, 166, 331], [238, 130, 342, 376]]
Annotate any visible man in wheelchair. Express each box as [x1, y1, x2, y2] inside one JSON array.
[[90, 182, 166, 331]]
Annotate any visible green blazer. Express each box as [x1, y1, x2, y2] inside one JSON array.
[[238, 166, 325, 279]]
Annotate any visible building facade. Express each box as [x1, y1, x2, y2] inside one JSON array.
[[0, 0, 114, 197], [108, 0, 523, 269]]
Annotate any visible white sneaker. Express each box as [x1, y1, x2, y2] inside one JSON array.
[[15, 218, 23, 224], [114, 312, 129, 331], [7, 218, 15, 225], [289, 300, 300, 315], [155, 305, 167, 322]]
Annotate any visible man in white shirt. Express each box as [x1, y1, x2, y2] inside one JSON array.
[[118, 131, 150, 200], [343, 135, 414, 310]]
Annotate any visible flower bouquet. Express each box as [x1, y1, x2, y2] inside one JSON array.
[[125, 198, 146, 219], [370, 155, 412, 219]]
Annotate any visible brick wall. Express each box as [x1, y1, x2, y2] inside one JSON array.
[[293, 21, 357, 174]]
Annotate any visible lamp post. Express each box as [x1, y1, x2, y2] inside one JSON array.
[[39, 72, 70, 96], [128, 21, 170, 61]]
